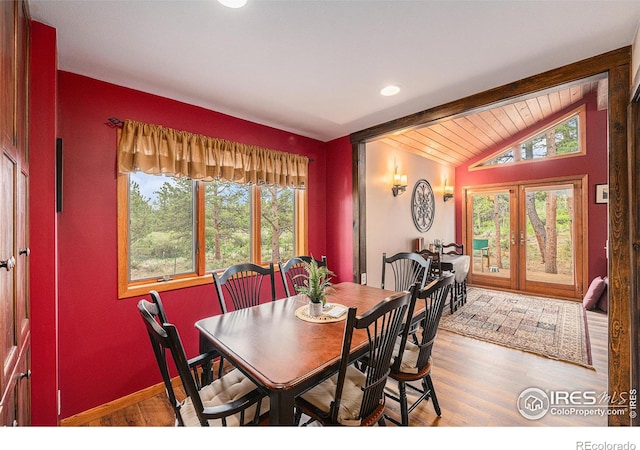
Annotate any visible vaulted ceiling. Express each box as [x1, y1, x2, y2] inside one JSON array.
[[377, 76, 607, 167]]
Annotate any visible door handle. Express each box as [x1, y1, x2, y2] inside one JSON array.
[[511, 232, 516, 245], [1, 256, 15, 271], [520, 231, 525, 245], [19, 248, 30, 256]]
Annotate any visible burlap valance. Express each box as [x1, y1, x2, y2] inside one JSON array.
[[117, 119, 309, 188]]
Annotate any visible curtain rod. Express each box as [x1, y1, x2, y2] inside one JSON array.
[[106, 117, 314, 162], [106, 117, 124, 128]]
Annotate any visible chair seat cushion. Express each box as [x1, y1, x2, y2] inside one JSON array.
[[181, 368, 268, 426], [392, 338, 421, 374], [299, 365, 366, 426]]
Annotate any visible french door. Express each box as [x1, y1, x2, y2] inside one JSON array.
[[464, 176, 586, 299]]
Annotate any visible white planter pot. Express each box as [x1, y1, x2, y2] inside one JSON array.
[[308, 301, 323, 317]]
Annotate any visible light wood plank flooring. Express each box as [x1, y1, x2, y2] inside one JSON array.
[[66, 308, 608, 427]]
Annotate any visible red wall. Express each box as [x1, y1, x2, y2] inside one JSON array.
[[455, 93, 609, 284], [31, 52, 327, 418], [29, 21, 59, 426], [325, 136, 354, 283], [29, 19, 352, 422]]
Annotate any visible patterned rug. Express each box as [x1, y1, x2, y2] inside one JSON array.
[[439, 287, 593, 368]]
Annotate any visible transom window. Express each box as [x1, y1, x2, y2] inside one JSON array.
[[471, 105, 586, 170], [118, 172, 306, 298]]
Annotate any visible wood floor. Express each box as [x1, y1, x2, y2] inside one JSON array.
[[65, 308, 608, 427]]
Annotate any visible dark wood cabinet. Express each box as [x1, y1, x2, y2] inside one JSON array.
[[0, 0, 30, 426]]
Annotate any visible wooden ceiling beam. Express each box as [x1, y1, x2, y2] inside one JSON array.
[[350, 46, 628, 144]]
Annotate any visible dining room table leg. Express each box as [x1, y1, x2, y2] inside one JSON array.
[[198, 334, 214, 386], [268, 390, 296, 426]]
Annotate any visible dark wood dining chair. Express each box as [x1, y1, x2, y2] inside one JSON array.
[[385, 273, 454, 426], [137, 298, 269, 426], [381, 252, 431, 291], [211, 262, 276, 376], [149, 290, 218, 384], [294, 290, 412, 426], [441, 242, 464, 255], [212, 262, 276, 314], [148, 290, 169, 323], [278, 255, 328, 297], [418, 249, 441, 281], [434, 243, 465, 312]]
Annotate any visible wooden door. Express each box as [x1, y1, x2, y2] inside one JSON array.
[[0, 0, 30, 426], [465, 186, 518, 291], [518, 179, 586, 299]]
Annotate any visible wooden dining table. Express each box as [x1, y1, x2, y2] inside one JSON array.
[[195, 282, 401, 426]]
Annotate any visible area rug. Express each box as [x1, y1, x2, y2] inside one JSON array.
[[439, 287, 593, 368]]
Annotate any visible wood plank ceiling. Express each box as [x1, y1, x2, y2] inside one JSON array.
[[379, 77, 608, 167]]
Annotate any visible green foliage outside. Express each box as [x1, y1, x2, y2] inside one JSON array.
[[471, 188, 574, 277], [129, 176, 194, 280], [472, 192, 511, 269], [204, 181, 250, 271], [482, 115, 579, 166], [524, 189, 574, 277], [260, 186, 294, 263], [128, 173, 295, 281]]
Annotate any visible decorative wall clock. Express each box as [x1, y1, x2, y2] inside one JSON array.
[[411, 179, 435, 232]]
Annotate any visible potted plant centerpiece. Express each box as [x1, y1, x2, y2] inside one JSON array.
[[295, 259, 334, 317]]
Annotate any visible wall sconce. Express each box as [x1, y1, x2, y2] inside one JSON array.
[[392, 166, 408, 197], [443, 179, 454, 202]]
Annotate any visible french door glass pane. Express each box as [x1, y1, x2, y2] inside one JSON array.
[[471, 191, 510, 278], [524, 184, 575, 285], [128, 172, 196, 281]]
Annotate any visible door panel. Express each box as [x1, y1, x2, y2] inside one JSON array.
[[1, 152, 17, 402], [16, 347, 30, 426], [520, 181, 584, 298], [17, 170, 28, 335], [1, 1, 16, 146], [467, 188, 517, 290]]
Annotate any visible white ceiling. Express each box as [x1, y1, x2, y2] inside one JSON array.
[[28, 0, 640, 142]]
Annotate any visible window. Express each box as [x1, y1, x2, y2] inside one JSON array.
[[471, 105, 586, 170], [118, 173, 307, 298], [128, 173, 196, 281]]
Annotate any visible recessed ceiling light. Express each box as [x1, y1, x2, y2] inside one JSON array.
[[380, 85, 400, 96], [218, 0, 247, 8]]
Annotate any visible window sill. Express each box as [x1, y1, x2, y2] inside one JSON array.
[[118, 273, 214, 299]]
